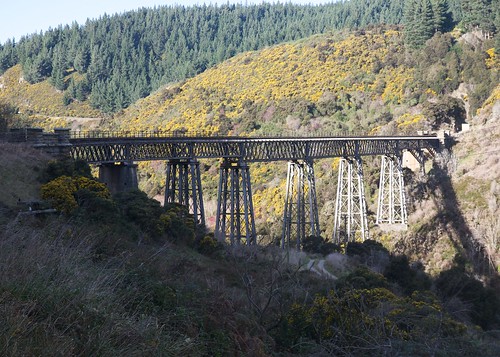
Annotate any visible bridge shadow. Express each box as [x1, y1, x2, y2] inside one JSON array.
[[424, 161, 496, 277]]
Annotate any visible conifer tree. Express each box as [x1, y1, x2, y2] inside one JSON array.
[[0, 40, 17, 74], [50, 45, 67, 90], [404, 0, 442, 48], [462, 0, 494, 35], [74, 47, 90, 73], [431, 0, 451, 33]]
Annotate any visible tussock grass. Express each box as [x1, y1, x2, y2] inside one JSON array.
[[0, 218, 203, 356], [0, 143, 51, 207]]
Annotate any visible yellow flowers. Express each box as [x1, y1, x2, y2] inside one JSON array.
[[485, 48, 498, 69], [0, 65, 101, 129], [117, 29, 413, 134], [41, 175, 110, 214], [396, 113, 424, 128]]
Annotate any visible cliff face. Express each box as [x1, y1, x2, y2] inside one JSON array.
[[398, 86, 500, 277]]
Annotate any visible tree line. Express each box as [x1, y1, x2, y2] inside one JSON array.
[[0, 0, 497, 113], [404, 0, 498, 48]]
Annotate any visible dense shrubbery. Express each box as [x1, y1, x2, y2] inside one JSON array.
[[436, 266, 500, 329], [0, 101, 16, 132], [40, 158, 92, 183], [1, 157, 498, 356], [276, 286, 476, 355], [38, 160, 197, 246], [40, 175, 110, 214], [301, 235, 341, 256]]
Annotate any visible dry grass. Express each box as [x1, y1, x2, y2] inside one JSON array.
[[0, 143, 52, 207], [0, 218, 204, 356]]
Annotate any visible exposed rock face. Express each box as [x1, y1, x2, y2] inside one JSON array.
[[400, 86, 500, 277]]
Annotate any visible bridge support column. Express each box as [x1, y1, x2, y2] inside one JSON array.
[[333, 157, 369, 244], [165, 159, 205, 226], [215, 158, 256, 245], [282, 159, 320, 249], [98, 162, 138, 195], [376, 155, 408, 227]]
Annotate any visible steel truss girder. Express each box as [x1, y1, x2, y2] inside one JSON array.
[[333, 157, 369, 244], [164, 159, 205, 226], [408, 149, 426, 174], [376, 155, 408, 226], [215, 158, 256, 245], [69, 136, 440, 164], [281, 159, 320, 250]]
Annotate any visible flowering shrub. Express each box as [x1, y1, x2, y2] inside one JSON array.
[[277, 287, 468, 354], [41, 175, 110, 214]]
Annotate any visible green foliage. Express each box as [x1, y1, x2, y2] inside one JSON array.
[[276, 286, 473, 355], [436, 266, 500, 329], [301, 235, 341, 256], [404, 0, 440, 48], [461, 0, 496, 34], [40, 175, 110, 214], [422, 96, 466, 130], [346, 239, 389, 257], [0, 100, 16, 132], [159, 203, 195, 245], [111, 191, 195, 243], [195, 233, 224, 256], [40, 158, 92, 183], [384, 255, 432, 294], [74, 189, 120, 224], [337, 266, 389, 290], [114, 190, 165, 238]]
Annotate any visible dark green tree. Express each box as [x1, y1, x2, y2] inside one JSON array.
[[0, 39, 17, 74], [0, 101, 17, 132], [462, 0, 495, 35], [431, 0, 452, 32], [74, 46, 90, 73], [50, 45, 67, 90]]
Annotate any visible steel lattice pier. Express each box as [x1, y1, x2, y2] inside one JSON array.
[[67, 133, 438, 248]]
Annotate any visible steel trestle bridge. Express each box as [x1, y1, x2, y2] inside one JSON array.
[[66, 131, 441, 248], [69, 133, 439, 163]]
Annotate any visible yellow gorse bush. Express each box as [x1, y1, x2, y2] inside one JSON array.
[[41, 175, 110, 214], [117, 30, 413, 133]]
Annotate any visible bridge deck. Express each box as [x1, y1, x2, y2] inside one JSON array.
[[69, 134, 440, 163]]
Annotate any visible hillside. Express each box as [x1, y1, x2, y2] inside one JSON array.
[[115, 29, 415, 135], [0, 1, 406, 114], [0, 0, 493, 114], [0, 152, 499, 355], [396, 85, 500, 276], [0, 65, 102, 129], [109, 27, 499, 276], [1, 22, 498, 276], [0, 1, 499, 354], [0, 143, 52, 208]]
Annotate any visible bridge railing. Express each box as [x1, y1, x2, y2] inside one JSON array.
[[69, 128, 435, 140]]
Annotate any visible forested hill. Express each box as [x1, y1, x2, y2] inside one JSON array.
[[0, 0, 494, 114]]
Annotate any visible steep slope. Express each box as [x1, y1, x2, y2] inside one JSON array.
[[398, 86, 500, 275], [0, 65, 102, 129], [0, 1, 410, 113], [0, 150, 499, 355], [114, 29, 417, 134], [112, 28, 499, 277], [1, 25, 497, 277]]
